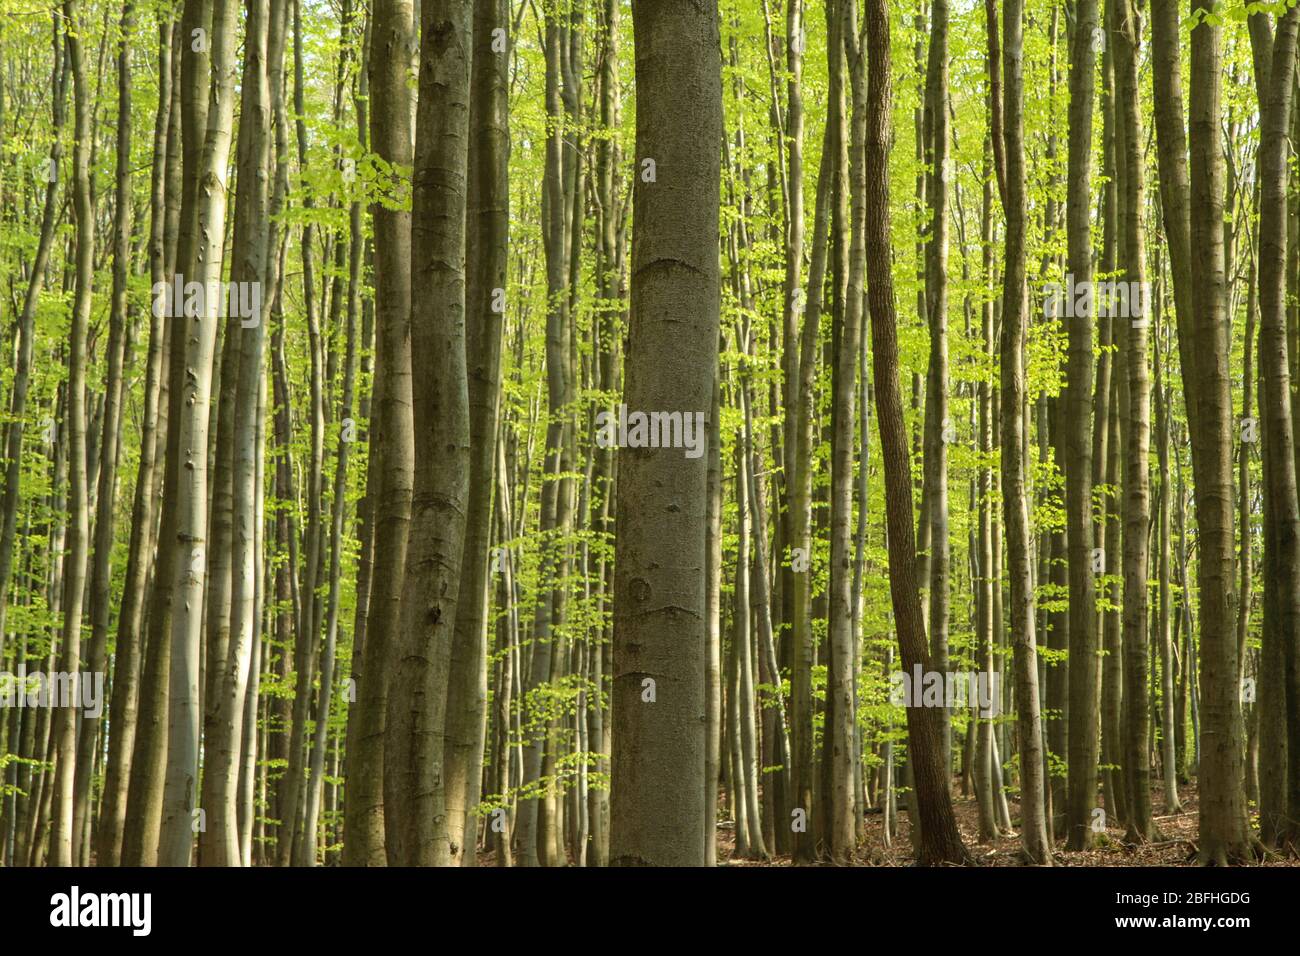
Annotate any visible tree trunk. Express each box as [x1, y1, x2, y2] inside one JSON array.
[[197, 0, 278, 869], [1154, 279, 1183, 815], [1063, 0, 1101, 853], [1183, 0, 1252, 864], [158, 0, 237, 867], [921, 0, 952, 783], [609, 0, 721, 868], [1111, 0, 1154, 845], [823, 0, 863, 863], [998, 0, 1052, 865], [98, 11, 172, 867], [49, 0, 94, 868], [1249, 0, 1300, 850], [72, 0, 134, 865], [445, 0, 509, 866], [862, 0, 968, 866], [340, 0, 414, 867], [123, 6, 200, 866], [279, 0, 328, 865], [382, 0, 473, 866]]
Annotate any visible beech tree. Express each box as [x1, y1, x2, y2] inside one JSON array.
[[1063, 0, 1100, 853], [609, 0, 722, 869], [998, 0, 1052, 865], [0, 0, 1291, 875]]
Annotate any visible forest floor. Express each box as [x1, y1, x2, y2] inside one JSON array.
[[713, 781, 1300, 866]]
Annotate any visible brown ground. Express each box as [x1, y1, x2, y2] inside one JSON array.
[[715, 781, 1300, 866]]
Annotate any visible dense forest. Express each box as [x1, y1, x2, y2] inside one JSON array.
[[0, 0, 1297, 871]]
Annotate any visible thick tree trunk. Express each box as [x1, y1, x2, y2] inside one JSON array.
[[158, 0, 237, 867], [1250, 1, 1300, 849], [1183, 0, 1252, 865], [198, 0, 277, 869], [609, 0, 721, 868], [382, 0, 473, 866], [445, 0, 509, 866], [340, 0, 415, 867]]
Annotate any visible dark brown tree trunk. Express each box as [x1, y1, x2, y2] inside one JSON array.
[[862, 0, 968, 867]]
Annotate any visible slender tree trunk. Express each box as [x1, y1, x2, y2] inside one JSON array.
[[72, 0, 134, 865], [781, 0, 812, 866], [123, 9, 198, 866], [98, 11, 172, 867], [1063, 0, 1101, 853], [921, 0, 952, 784], [299, 0, 361, 868], [737, 367, 770, 860], [1111, 0, 1154, 844], [49, 0, 94, 868], [823, 0, 863, 863], [999, 0, 1052, 865], [704, 372, 722, 866], [731, 430, 762, 859], [278, 0, 328, 865], [974, 131, 999, 843], [1155, 282, 1183, 815], [862, 0, 968, 866], [515, 8, 577, 868], [587, 0, 622, 870], [1097, 44, 1126, 826]]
